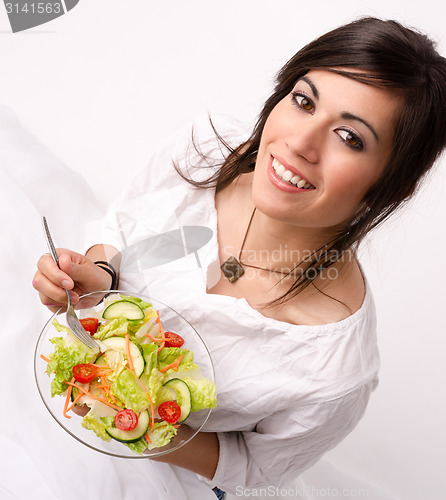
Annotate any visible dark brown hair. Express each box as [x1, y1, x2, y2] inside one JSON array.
[[179, 17, 446, 305]]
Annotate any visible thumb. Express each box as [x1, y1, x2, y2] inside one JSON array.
[[58, 251, 86, 288]]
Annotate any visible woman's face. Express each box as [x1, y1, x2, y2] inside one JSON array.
[[251, 69, 402, 236]]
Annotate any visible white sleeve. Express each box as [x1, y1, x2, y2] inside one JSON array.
[[200, 384, 373, 494]]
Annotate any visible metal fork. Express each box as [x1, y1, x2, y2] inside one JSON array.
[[42, 216, 99, 349]]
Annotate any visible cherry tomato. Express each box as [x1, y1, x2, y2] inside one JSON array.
[[163, 332, 184, 348], [80, 317, 99, 335], [115, 409, 138, 431], [72, 364, 97, 384], [158, 401, 181, 424]]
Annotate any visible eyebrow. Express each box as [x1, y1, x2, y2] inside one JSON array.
[[299, 76, 380, 142], [301, 76, 319, 100], [341, 112, 379, 142]]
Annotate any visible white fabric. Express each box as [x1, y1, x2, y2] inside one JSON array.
[[0, 107, 215, 500], [0, 106, 382, 499], [86, 115, 380, 495]]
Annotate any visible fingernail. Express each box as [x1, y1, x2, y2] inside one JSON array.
[[61, 279, 72, 289]]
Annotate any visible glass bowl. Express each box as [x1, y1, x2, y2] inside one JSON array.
[[34, 290, 215, 458]]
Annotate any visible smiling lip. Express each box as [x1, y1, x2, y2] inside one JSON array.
[[267, 155, 315, 193]]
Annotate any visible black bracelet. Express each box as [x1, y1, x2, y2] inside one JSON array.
[[94, 260, 119, 290]]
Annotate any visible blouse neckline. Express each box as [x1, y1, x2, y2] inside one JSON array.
[[202, 186, 372, 335]]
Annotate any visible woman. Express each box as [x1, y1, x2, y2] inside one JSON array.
[[33, 17, 446, 498]]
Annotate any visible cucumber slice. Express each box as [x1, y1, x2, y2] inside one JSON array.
[[103, 300, 144, 321], [101, 337, 145, 377], [94, 354, 108, 366], [70, 385, 80, 403], [162, 378, 191, 423], [106, 410, 150, 443]]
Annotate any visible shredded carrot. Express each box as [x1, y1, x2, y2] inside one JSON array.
[[66, 391, 84, 413], [124, 366, 155, 428], [40, 354, 50, 363], [64, 380, 123, 411], [146, 334, 169, 343], [155, 310, 165, 336], [63, 376, 75, 419], [155, 311, 166, 353], [144, 432, 151, 444], [159, 354, 184, 374], [125, 332, 135, 372]]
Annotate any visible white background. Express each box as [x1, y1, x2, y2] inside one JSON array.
[[1, 1, 445, 499]]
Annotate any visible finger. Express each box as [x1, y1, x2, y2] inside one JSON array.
[[33, 270, 71, 305], [58, 253, 76, 289], [37, 254, 74, 290], [37, 291, 66, 313]]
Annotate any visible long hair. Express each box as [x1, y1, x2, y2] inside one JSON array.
[[178, 17, 446, 305]]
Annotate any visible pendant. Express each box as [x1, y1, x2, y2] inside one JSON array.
[[220, 256, 245, 283]]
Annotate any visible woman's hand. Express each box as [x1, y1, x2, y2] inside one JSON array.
[[32, 246, 118, 313]]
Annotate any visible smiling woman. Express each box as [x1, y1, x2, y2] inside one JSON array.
[[32, 16, 446, 500], [253, 70, 402, 232], [185, 17, 446, 311]]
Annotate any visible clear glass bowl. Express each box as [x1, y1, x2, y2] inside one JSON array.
[[34, 290, 215, 458]]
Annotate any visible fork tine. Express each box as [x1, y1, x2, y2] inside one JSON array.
[[70, 320, 98, 349]]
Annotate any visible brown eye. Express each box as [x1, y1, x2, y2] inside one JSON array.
[[336, 129, 364, 151], [291, 92, 315, 113], [300, 97, 313, 111], [346, 133, 359, 146]]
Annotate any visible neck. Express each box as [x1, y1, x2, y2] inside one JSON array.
[[240, 207, 339, 272]]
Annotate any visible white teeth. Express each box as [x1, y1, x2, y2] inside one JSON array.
[[276, 164, 285, 176], [282, 170, 293, 182], [272, 157, 314, 189]]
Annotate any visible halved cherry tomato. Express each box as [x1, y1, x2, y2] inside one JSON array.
[[80, 317, 99, 335], [158, 401, 181, 424], [163, 332, 184, 348], [115, 409, 138, 431], [72, 363, 97, 384]]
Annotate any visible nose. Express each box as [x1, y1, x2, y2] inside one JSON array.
[[285, 118, 324, 164]]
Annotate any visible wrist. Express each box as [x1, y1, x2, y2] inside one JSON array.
[[94, 261, 119, 290]]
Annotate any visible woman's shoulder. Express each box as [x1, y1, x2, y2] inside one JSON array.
[[256, 257, 369, 327], [297, 257, 367, 326]]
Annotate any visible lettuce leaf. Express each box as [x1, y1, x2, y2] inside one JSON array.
[[181, 377, 217, 412], [94, 318, 128, 340], [47, 333, 98, 396], [125, 438, 149, 455], [111, 370, 151, 413], [141, 343, 158, 374], [82, 412, 112, 442], [157, 347, 198, 373], [146, 421, 177, 450], [119, 295, 152, 311]]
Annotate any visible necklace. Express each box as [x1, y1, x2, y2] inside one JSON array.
[[220, 208, 298, 283]]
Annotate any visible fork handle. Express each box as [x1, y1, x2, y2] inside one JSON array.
[[42, 216, 60, 267]]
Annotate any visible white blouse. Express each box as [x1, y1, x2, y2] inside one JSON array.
[[85, 115, 380, 495]]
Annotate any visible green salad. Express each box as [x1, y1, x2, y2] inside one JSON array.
[[41, 294, 217, 455]]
